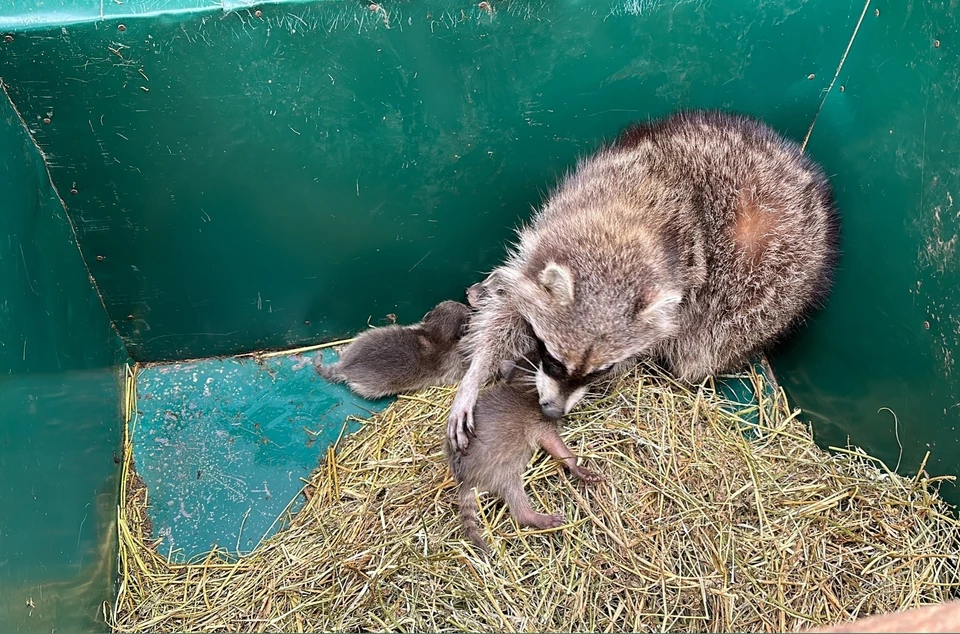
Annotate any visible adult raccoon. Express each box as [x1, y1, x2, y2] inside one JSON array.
[[448, 109, 840, 452]]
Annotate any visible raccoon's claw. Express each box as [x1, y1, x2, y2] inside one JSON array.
[[530, 513, 565, 530], [449, 380, 480, 452], [447, 404, 474, 454], [571, 466, 604, 484], [515, 508, 566, 530]]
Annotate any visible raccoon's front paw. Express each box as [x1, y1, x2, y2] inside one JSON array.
[[447, 400, 476, 453], [571, 465, 604, 484]]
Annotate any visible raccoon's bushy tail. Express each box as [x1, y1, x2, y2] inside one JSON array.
[[314, 356, 344, 384], [459, 485, 491, 554]]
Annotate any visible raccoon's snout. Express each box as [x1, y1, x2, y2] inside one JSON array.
[[539, 400, 564, 420], [535, 364, 570, 420]]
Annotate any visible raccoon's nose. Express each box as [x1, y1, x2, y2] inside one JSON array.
[[540, 401, 564, 420]]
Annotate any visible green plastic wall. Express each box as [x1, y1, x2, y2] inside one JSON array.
[[772, 0, 960, 504], [0, 0, 858, 362], [0, 88, 127, 631], [2, 0, 960, 630]]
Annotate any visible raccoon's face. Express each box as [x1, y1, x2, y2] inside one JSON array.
[[466, 269, 507, 309], [516, 260, 682, 419], [532, 335, 614, 419], [422, 300, 473, 342]]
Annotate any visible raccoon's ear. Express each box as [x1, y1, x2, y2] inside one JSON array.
[[538, 262, 575, 307], [499, 360, 519, 383], [634, 287, 682, 319], [417, 333, 433, 350]]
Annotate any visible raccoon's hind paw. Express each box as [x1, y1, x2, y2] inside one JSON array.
[[570, 465, 604, 484], [314, 357, 344, 384], [527, 513, 565, 530]]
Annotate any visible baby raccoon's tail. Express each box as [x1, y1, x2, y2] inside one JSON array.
[[313, 355, 345, 384], [458, 485, 491, 554]]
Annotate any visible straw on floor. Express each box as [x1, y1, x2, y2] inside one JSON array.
[[110, 362, 960, 633]]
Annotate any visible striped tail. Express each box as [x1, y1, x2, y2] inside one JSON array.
[[459, 486, 491, 554]]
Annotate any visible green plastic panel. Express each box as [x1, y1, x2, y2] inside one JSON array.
[[0, 0, 303, 31], [770, 0, 960, 507], [3, 6, 960, 634], [0, 0, 861, 362], [134, 348, 387, 562], [100, 0, 222, 20], [0, 0, 101, 31], [0, 88, 127, 632]]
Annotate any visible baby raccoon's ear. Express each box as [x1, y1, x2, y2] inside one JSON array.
[[417, 333, 433, 351], [498, 359, 519, 383], [537, 261, 575, 307]]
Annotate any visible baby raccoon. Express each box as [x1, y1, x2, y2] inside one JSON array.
[[466, 269, 507, 309], [448, 109, 840, 452], [315, 300, 472, 399], [444, 352, 602, 553]]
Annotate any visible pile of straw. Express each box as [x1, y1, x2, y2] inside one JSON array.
[[110, 362, 960, 633]]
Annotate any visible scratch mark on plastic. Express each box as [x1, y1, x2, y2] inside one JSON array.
[[408, 248, 435, 272], [801, 0, 872, 150], [19, 242, 39, 295]]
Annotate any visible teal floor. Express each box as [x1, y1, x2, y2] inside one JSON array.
[[131, 346, 770, 563], [132, 347, 388, 562]]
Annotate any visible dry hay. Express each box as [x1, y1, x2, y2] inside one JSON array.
[[110, 362, 960, 633]]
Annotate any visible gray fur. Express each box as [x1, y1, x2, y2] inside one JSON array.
[[448, 109, 840, 450], [465, 269, 508, 309], [315, 300, 472, 399], [443, 352, 602, 553]]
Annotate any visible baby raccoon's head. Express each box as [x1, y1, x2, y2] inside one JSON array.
[[465, 268, 508, 309], [513, 259, 683, 419], [421, 300, 473, 344]]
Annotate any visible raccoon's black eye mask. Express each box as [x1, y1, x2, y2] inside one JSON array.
[[534, 336, 567, 379], [532, 334, 612, 384]]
